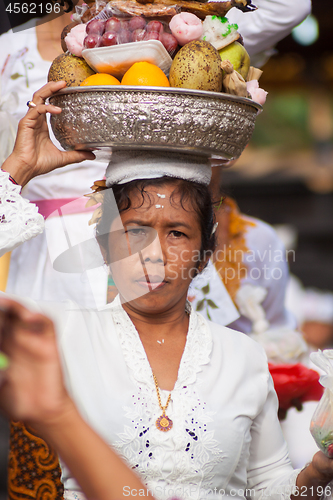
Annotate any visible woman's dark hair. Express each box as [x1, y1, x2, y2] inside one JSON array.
[[96, 176, 216, 269], [51, 0, 74, 12]]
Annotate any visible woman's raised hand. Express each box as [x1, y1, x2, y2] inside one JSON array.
[[0, 298, 155, 500], [2, 81, 95, 187], [294, 450, 333, 499], [0, 298, 74, 426]]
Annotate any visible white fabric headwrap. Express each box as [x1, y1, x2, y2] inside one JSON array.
[[105, 151, 212, 187]]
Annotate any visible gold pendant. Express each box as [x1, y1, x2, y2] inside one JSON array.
[[156, 413, 173, 432]]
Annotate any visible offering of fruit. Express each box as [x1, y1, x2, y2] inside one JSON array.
[[82, 13, 179, 56], [201, 15, 239, 50], [246, 78, 268, 105], [320, 432, 333, 458], [80, 73, 121, 85], [49, 0, 264, 98], [80, 0, 256, 22], [48, 53, 96, 87], [169, 40, 222, 92], [169, 12, 203, 46], [311, 422, 333, 458], [64, 23, 87, 57], [219, 40, 250, 80], [121, 61, 170, 86], [61, 21, 79, 52]]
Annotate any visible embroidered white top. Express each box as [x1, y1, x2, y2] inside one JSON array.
[[51, 296, 299, 500]]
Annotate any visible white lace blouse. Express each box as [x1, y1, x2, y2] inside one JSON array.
[[0, 170, 44, 254], [51, 296, 300, 500]]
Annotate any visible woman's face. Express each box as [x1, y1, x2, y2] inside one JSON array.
[[107, 184, 203, 315]]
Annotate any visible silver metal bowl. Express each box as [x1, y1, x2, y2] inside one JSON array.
[[49, 86, 262, 161]]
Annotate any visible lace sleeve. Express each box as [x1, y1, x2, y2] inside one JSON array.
[[0, 170, 44, 257]]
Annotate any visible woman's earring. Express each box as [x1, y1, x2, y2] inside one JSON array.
[[197, 262, 204, 273]]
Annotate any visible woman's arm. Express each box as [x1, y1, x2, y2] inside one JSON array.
[[0, 170, 45, 257], [227, 0, 312, 67], [0, 81, 95, 256], [0, 298, 153, 500], [2, 80, 95, 187]]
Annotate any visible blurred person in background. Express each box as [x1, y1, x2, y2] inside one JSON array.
[[282, 285, 333, 469], [273, 224, 333, 469]]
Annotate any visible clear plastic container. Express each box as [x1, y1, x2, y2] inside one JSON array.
[[82, 40, 172, 79], [309, 349, 333, 458]]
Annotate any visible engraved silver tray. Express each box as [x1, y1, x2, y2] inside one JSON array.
[[49, 86, 262, 161]]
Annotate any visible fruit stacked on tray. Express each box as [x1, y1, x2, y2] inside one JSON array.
[[48, 0, 267, 103]]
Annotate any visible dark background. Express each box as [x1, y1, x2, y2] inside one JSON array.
[[0, 0, 333, 497]]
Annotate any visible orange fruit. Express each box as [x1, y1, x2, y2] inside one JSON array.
[[121, 62, 170, 87], [80, 73, 120, 86]]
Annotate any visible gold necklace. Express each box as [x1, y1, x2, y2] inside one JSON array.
[[153, 374, 173, 432]]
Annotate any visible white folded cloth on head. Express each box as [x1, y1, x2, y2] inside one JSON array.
[[105, 151, 212, 186]]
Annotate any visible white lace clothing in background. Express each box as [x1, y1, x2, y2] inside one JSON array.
[[0, 170, 44, 253]]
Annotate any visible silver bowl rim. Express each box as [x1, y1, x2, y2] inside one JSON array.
[[49, 86, 262, 112]]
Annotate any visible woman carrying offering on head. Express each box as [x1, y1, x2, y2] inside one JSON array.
[[1, 81, 333, 500]]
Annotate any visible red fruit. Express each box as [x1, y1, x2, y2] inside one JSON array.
[[146, 21, 164, 34], [128, 16, 146, 31], [161, 32, 178, 54], [143, 31, 161, 41], [119, 19, 130, 30], [101, 32, 118, 46], [84, 34, 102, 49], [132, 28, 146, 42], [118, 29, 132, 44], [105, 17, 121, 33], [86, 19, 106, 36], [327, 444, 333, 458]]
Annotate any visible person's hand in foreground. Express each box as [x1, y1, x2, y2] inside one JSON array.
[[1, 81, 95, 187], [0, 298, 153, 500], [294, 450, 333, 499]]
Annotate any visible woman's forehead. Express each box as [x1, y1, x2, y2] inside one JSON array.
[[126, 184, 194, 208], [106, 188, 199, 232], [122, 186, 196, 218]]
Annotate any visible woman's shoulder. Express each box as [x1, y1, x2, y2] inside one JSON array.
[[205, 317, 269, 369], [201, 317, 271, 409]]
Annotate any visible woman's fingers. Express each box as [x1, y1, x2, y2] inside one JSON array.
[[0, 298, 67, 424], [30, 80, 67, 106], [25, 103, 62, 122], [312, 451, 333, 480], [26, 81, 66, 117], [61, 150, 96, 166], [0, 298, 52, 337]]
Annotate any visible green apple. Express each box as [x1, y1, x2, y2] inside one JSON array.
[[218, 42, 250, 80]]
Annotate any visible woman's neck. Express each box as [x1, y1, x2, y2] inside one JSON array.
[[122, 298, 190, 391], [36, 12, 72, 61], [122, 297, 189, 340]]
